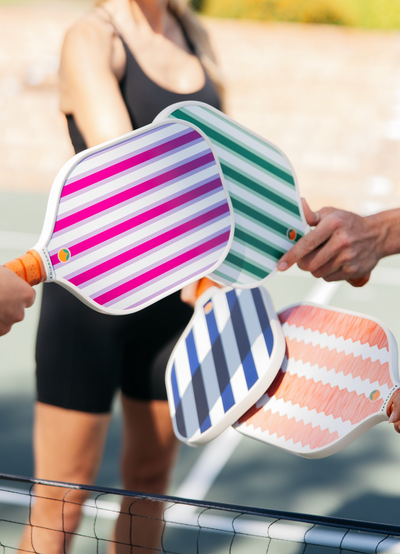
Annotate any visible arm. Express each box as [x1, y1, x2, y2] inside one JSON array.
[[0, 266, 36, 336], [59, 13, 133, 147], [277, 199, 400, 287]]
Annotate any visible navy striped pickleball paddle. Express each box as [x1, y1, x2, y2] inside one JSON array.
[[165, 286, 285, 445], [5, 120, 235, 314], [155, 102, 309, 288]]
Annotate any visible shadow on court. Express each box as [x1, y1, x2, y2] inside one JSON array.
[[205, 424, 400, 526]]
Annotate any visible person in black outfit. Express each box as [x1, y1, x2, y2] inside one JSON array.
[[19, 1, 223, 552]]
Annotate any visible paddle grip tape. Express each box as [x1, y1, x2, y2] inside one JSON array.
[[5, 250, 46, 286]]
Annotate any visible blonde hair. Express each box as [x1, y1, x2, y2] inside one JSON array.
[[96, 0, 225, 104]]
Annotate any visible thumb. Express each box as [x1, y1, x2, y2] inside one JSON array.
[[347, 274, 370, 287], [301, 198, 320, 227]]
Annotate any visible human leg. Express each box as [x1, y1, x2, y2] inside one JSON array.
[[113, 396, 179, 554], [18, 402, 110, 554]]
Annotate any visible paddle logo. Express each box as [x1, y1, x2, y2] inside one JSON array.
[[286, 228, 297, 241], [369, 390, 380, 402], [204, 301, 213, 315], [58, 248, 71, 263]]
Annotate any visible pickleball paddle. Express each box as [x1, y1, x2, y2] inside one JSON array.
[[4, 120, 234, 315], [165, 283, 286, 445], [234, 303, 399, 458], [155, 102, 309, 288]]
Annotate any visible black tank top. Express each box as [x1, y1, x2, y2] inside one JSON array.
[[66, 21, 221, 153]]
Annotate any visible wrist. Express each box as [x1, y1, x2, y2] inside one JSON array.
[[366, 209, 400, 260]]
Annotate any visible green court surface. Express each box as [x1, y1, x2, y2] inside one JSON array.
[[1, 190, 400, 552]]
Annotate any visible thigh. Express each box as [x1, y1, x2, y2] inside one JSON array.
[[36, 283, 126, 413]]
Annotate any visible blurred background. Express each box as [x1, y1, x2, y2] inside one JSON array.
[[1, 0, 400, 550], [1, 0, 400, 210]]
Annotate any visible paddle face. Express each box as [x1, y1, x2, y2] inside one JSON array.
[[234, 303, 399, 458], [35, 121, 234, 315], [155, 102, 309, 288], [166, 286, 285, 445]]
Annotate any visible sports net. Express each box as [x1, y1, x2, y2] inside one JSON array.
[[0, 472, 399, 554]]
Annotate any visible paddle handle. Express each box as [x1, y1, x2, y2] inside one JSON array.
[[4, 249, 46, 286], [196, 277, 219, 299]]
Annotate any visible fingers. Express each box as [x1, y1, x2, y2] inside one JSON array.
[[390, 415, 400, 434], [0, 266, 36, 336], [388, 391, 400, 434], [347, 275, 370, 287], [21, 281, 36, 308], [0, 322, 12, 336], [180, 281, 199, 308], [301, 198, 320, 227], [278, 216, 336, 272]]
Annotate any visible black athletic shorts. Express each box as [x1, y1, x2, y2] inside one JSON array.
[[36, 282, 193, 413]]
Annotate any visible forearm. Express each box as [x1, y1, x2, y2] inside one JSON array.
[[367, 208, 400, 260]]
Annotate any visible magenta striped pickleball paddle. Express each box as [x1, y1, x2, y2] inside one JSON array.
[[234, 303, 399, 458], [4, 121, 234, 314]]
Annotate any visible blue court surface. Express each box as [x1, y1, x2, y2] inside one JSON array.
[[1, 190, 400, 552]]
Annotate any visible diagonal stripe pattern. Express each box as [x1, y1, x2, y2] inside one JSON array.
[[235, 304, 398, 458], [162, 103, 308, 287], [46, 122, 232, 313], [167, 287, 278, 444]]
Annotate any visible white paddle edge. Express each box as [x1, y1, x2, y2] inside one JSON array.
[[234, 301, 400, 459], [29, 120, 236, 315], [154, 100, 311, 288], [165, 286, 286, 446]]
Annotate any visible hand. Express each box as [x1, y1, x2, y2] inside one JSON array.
[[277, 199, 386, 287], [388, 390, 400, 434], [180, 280, 200, 308], [0, 266, 36, 336], [180, 278, 222, 307]]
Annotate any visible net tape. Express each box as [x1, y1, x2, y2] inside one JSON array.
[[0, 472, 399, 554]]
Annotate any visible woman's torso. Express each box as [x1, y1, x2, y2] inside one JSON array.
[[66, 11, 221, 152]]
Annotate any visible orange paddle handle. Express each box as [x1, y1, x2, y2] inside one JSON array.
[[4, 250, 46, 286], [196, 277, 221, 300]]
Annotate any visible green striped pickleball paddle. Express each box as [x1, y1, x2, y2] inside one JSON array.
[[155, 102, 309, 288]]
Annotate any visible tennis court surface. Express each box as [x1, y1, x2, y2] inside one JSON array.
[[1, 2, 400, 552]]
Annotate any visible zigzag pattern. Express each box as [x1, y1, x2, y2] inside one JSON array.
[[281, 356, 391, 401], [280, 305, 389, 349], [282, 323, 389, 365], [254, 393, 354, 436], [236, 305, 394, 455]]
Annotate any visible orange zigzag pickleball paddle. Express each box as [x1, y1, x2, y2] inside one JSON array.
[[234, 303, 399, 458]]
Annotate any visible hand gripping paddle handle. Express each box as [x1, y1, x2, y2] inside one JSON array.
[[4, 250, 46, 286], [196, 277, 219, 299]]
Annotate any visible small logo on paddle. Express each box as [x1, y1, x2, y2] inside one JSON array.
[[369, 390, 380, 402], [287, 228, 297, 241], [204, 301, 213, 315], [58, 248, 71, 263]]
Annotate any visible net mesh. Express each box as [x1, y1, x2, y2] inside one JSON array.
[[0, 473, 399, 554]]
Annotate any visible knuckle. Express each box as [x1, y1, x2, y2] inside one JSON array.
[[337, 235, 351, 250], [302, 236, 317, 251], [328, 215, 342, 230], [311, 269, 323, 279], [298, 259, 314, 272], [15, 309, 25, 323]]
